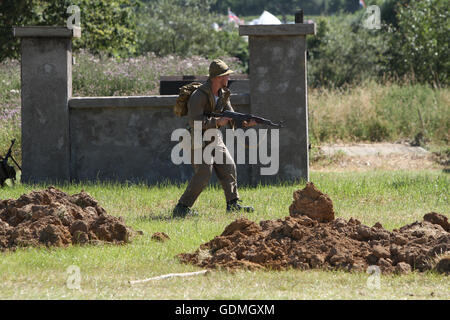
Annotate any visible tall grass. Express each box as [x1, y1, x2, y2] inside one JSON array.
[[0, 58, 21, 163], [308, 81, 450, 144], [73, 50, 245, 96]]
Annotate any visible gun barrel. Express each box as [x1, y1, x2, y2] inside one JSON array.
[[1, 139, 21, 171], [5, 140, 15, 158]]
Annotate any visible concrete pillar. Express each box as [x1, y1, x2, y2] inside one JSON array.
[[14, 26, 80, 183], [239, 23, 315, 184]]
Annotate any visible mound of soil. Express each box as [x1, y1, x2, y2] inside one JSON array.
[[152, 232, 170, 242], [178, 214, 449, 274], [178, 185, 449, 274], [0, 187, 135, 250]]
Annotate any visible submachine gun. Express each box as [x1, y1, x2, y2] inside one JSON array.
[[0, 139, 22, 187], [204, 110, 283, 128]]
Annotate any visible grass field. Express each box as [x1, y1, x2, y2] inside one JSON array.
[[0, 170, 448, 299], [1, 45, 448, 300]]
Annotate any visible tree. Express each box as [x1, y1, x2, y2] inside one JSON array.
[[211, 0, 327, 16], [0, 0, 139, 61], [388, 0, 448, 85], [136, 0, 247, 62], [0, 0, 37, 61], [306, 15, 389, 88], [41, 0, 139, 57], [267, 0, 302, 23]]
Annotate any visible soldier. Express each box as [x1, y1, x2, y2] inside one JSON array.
[[172, 59, 256, 218]]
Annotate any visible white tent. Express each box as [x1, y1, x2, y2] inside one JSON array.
[[249, 11, 282, 25]]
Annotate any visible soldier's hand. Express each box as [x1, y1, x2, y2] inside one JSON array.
[[243, 120, 258, 127], [216, 117, 232, 127]]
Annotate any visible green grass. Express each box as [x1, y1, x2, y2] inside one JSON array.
[[0, 170, 448, 299]]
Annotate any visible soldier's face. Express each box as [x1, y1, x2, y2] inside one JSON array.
[[218, 74, 229, 88]]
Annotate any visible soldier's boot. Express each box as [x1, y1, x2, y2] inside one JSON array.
[[172, 202, 198, 218], [226, 198, 254, 213]]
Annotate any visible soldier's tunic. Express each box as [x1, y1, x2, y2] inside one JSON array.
[[178, 79, 239, 207]]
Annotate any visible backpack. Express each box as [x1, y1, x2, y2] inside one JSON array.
[[174, 82, 204, 117]]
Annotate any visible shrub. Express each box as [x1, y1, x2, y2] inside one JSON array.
[[72, 50, 245, 96], [366, 119, 390, 142], [0, 0, 139, 61], [307, 15, 389, 88], [387, 0, 449, 86], [136, 0, 247, 59]]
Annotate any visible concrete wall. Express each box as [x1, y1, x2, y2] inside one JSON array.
[[15, 25, 315, 186], [68, 95, 251, 184], [240, 24, 315, 184], [15, 27, 77, 183]]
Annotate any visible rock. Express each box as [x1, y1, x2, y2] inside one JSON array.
[[39, 223, 71, 247], [296, 215, 316, 227], [356, 225, 372, 240], [289, 182, 335, 222], [309, 254, 325, 268], [366, 253, 379, 265], [69, 220, 89, 235], [393, 235, 408, 245], [423, 212, 450, 232], [373, 222, 383, 229], [221, 218, 261, 236], [428, 243, 450, 257], [151, 232, 170, 242], [291, 228, 303, 240], [378, 258, 392, 268], [90, 215, 132, 243], [72, 231, 89, 244], [395, 262, 412, 274], [329, 254, 347, 266], [0, 220, 12, 248], [434, 256, 450, 275], [70, 190, 98, 209], [332, 218, 347, 228], [348, 218, 361, 226], [372, 245, 390, 259]]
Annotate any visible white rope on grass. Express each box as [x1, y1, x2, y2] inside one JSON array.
[[129, 270, 210, 285]]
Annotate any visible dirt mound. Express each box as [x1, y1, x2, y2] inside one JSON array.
[[178, 214, 449, 273], [0, 187, 135, 250], [152, 232, 170, 242], [179, 185, 449, 274], [289, 182, 334, 222]]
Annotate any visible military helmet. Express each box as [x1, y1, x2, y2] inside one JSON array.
[[209, 59, 234, 78]]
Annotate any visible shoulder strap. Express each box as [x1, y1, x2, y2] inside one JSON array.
[[197, 84, 214, 112]]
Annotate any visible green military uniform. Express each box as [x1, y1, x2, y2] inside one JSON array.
[[178, 79, 239, 207]]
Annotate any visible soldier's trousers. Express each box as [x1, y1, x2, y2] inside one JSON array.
[[178, 140, 239, 207]]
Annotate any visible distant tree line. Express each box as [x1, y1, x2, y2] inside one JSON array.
[[0, 0, 140, 61], [210, 0, 360, 17], [0, 0, 447, 86]]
